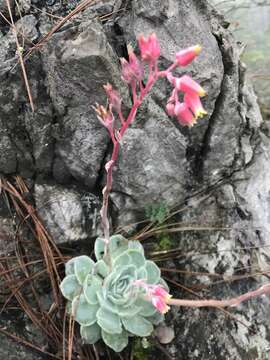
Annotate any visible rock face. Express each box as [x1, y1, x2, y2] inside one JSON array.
[[1, 0, 270, 359]]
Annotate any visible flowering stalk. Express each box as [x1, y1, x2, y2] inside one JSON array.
[[95, 34, 205, 256], [167, 283, 270, 308], [95, 34, 270, 316]]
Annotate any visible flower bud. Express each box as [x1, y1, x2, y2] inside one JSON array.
[[103, 83, 122, 112], [166, 102, 175, 117], [174, 102, 196, 127], [138, 33, 161, 62], [128, 49, 144, 80], [176, 45, 202, 67], [120, 58, 133, 83]]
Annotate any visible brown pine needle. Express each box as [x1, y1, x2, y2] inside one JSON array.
[[5, 0, 34, 111]]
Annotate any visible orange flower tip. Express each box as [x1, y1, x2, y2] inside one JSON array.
[[195, 109, 207, 118], [194, 45, 202, 55], [199, 89, 206, 97]]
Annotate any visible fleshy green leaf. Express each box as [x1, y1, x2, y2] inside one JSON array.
[[159, 278, 170, 292], [80, 323, 101, 344], [97, 308, 122, 334], [84, 274, 102, 305], [101, 330, 129, 352], [75, 256, 95, 285], [72, 294, 99, 326], [60, 274, 81, 301], [117, 304, 142, 318], [94, 237, 106, 260], [128, 240, 144, 255], [65, 258, 76, 276], [109, 235, 128, 254], [95, 260, 109, 278], [145, 260, 160, 284], [137, 267, 147, 280], [113, 252, 131, 267], [128, 250, 145, 267], [135, 297, 156, 317], [122, 315, 153, 337]]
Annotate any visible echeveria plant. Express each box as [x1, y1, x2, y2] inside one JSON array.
[[60, 34, 210, 352], [60, 235, 170, 351], [60, 32, 270, 352]]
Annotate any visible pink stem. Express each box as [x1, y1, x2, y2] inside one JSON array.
[[167, 283, 270, 308], [101, 59, 159, 255]]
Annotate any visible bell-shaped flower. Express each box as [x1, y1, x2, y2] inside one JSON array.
[[138, 33, 161, 62], [184, 93, 207, 119], [176, 45, 202, 67], [174, 75, 206, 97], [174, 102, 196, 127]]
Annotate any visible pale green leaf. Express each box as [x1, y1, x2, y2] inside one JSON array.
[[74, 256, 95, 285], [97, 307, 122, 334], [145, 260, 160, 284], [83, 274, 102, 305], [80, 323, 101, 344], [101, 330, 129, 352], [122, 315, 153, 337], [60, 274, 81, 301], [72, 294, 99, 326]]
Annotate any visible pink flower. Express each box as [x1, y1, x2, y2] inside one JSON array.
[[128, 49, 144, 80], [174, 102, 196, 127], [152, 297, 170, 314], [150, 285, 171, 314], [138, 33, 161, 62], [94, 104, 114, 131], [184, 93, 207, 119], [166, 102, 175, 117], [103, 83, 122, 112], [120, 58, 134, 83], [120, 49, 144, 83], [132, 281, 171, 314], [174, 75, 206, 97], [176, 45, 202, 67]]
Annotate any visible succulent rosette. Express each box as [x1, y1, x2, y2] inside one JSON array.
[[60, 235, 169, 352]]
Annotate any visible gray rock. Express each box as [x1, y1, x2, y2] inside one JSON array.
[[34, 183, 102, 244], [41, 19, 126, 188], [0, 0, 270, 359]]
